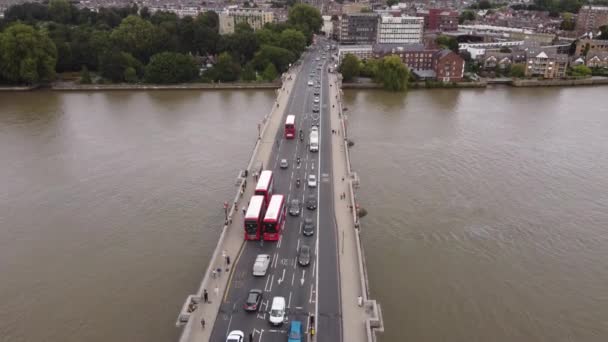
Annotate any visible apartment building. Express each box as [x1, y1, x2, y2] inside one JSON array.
[[575, 38, 608, 56], [524, 49, 568, 78], [575, 6, 608, 36], [338, 45, 374, 64], [219, 8, 274, 35], [373, 44, 465, 81], [377, 16, 424, 44], [339, 13, 379, 45], [417, 8, 459, 32]]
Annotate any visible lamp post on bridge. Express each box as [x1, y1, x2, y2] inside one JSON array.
[[223, 201, 228, 224]]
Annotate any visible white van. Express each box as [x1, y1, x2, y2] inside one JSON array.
[[309, 131, 319, 152], [268, 296, 286, 325]]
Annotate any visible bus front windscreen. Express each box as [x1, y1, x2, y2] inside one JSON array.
[[245, 221, 258, 234], [264, 222, 277, 233]]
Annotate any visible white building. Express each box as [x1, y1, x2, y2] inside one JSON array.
[[338, 45, 373, 64], [377, 16, 424, 44], [322, 15, 333, 37], [219, 8, 274, 35]]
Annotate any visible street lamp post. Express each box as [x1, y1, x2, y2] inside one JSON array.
[[223, 201, 228, 224]]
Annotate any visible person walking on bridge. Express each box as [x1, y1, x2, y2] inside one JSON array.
[[200, 318, 205, 329]]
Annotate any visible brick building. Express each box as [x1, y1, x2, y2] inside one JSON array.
[[417, 8, 459, 32], [433, 49, 465, 82], [575, 38, 608, 56], [576, 6, 608, 36]]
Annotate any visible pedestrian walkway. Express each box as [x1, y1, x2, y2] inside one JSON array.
[[327, 73, 384, 342], [178, 65, 301, 342]]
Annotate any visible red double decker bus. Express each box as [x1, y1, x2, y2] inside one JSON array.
[[255, 170, 274, 205], [244, 195, 266, 240], [285, 115, 296, 139], [263, 195, 286, 241]]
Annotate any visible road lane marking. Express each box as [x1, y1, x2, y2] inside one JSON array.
[[277, 268, 286, 285], [222, 240, 247, 303], [277, 234, 283, 248], [264, 275, 271, 292], [296, 238, 300, 251], [269, 274, 275, 292], [301, 269, 306, 286], [291, 272, 295, 286], [225, 314, 234, 337], [309, 284, 315, 303], [288, 291, 292, 308], [272, 252, 278, 269]]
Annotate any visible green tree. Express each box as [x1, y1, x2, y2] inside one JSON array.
[[598, 25, 608, 40], [144, 52, 199, 84], [49, 0, 72, 24], [375, 55, 409, 91], [510, 64, 526, 78], [570, 64, 592, 77], [560, 12, 575, 30], [255, 28, 280, 46], [360, 58, 380, 78], [140, 7, 151, 20], [80, 65, 92, 84], [262, 63, 278, 81], [339, 54, 360, 82], [209, 52, 241, 82], [220, 31, 259, 64], [110, 15, 161, 62], [478, 0, 492, 9], [387, 0, 399, 6], [124, 67, 138, 83], [252, 45, 295, 72], [436, 35, 459, 52], [0, 23, 57, 84], [459, 10, 475, 24], [98, 49, 142, 82], [288, 4, 323, 33], [279, 29, 307, 54], [241, 63, 257, 81], [235, 22, 254, 33]]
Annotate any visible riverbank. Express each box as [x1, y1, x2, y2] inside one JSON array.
[[341, 80, 487, 90], [0, 81, 281, 92]]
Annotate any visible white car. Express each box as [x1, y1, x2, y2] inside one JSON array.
[[269, 296, 286, 325], [252, 254, 271, 276], [311, 126, 319, 133], [314, 97, 320, 103], [226, 330, 244, 342], [307, 80, 313, 86], [307, 174, 317, 188], [280, 159, 288, 169]]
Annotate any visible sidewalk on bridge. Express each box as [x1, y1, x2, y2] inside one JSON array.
[[179, 66, 300, 342], [327, 73, 369, 342]]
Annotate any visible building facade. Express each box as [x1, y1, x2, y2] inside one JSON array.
[[575, 38, 608, 56], [418, 9, 459, 32], [373, 44, 464, 81], [219, 9, 274, 35], [338, 45, 374, 64], [576, 6, 608, 36], [433, 50, 465, 82], [339, 13, 379, 45], [377, 16, 424, 44], [524, 50, 568, 78]]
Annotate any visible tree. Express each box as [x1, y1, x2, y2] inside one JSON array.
[[140, 7, 151, 20], [499, 47, 512, 53], [478, 0, 492, 9], [98, 49, 142, 82], [436, 35, 459, 52], [124, 67, 138, 83], [255, 28, 280, 46], [279, 29, 307, 54], [110, 15, 160, 62], [339, 54, 360, 81], [252, 45, 295, 72], [0, 23, 57, 84], [570, 64, 592, 77], [241, 63, 257, 81], [560, 12, 575, 31], [80, 65, 92, 84], [510, 64, 526, 78], [288, 4, 323, 33], [144, 52, 199, 84], [387, 0, 399, 6], [375, 55, 409, 91], [262, 63, 278, 81], [459, 10, 475, 24], [49, 0, 72, 24], [235, 22, 254, 34], [598, 25, 608, 40], [220, 31, 259, 64], [209, 52, 241, 82], [360, 58, 380, 78]]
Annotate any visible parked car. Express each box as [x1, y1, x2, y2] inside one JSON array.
[[306, 195, 317, 210], [269, 296, 286, 325], [303, 218, 315, 236], [298, 245, 311, 266], [252, 254, 270, 276], [288, 320, 303, 342], [244, 289, 263, 312], [280, 159, 289, 169], [289, 199, 301, 216], [226, 330, 244, 342], [307, 174, 317, 188], [312, 105, 319, 113]]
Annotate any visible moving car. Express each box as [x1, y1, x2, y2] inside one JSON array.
[[252, 254, 271, 276], [226, 330, 244, 342], [269, 296, 286, 325], [306, 195, 317, 210], [314, 97, 320, 103], [244, 289, 263, 312], [288, 321, 303, 342], [280, 159, 289, 169], [311, 126, 318, 133], [289, 199, 301, 216], [307, 174, 317, 188], [312, 105, 319, 113], [303, 218, 315, 236], [298, 245, 311, 266], [314, 90, 320, 96], [307, 80, 313, 86]]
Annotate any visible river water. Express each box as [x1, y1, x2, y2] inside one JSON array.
[[1, 86, 608, 342]]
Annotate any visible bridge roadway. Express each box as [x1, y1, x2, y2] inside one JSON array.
[[209, 39, 341, 341]]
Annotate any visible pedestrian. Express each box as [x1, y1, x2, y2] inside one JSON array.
[[200, 318, 205, 329], [226, 255, 231, 265], [249, 332, 254, 342], [242, 206, 246, 215], [342, 177, 344, 182], [203, 289, 209, 303]]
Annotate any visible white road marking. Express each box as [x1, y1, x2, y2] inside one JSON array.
[[296, 238, 300, 252], [288, 291, 292, 308], [291, 272, 295, 286], [264, 275, 271, 292], [309, 284, 315, 303], [277, 234, 283, 248], [268, 274, 275, 292], [277, 268, 285, 285], [225, 314, 234, 337], [272, 253, 278, 268], [301, 269, 306, 286]]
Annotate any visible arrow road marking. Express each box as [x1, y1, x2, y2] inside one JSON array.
[[277, 268, 285, 285]]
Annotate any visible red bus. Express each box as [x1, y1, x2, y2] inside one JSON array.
[[263, 194, 286, 241], [244, 195, 266, 240], [285, 115, 296, 139], [255, 170, 274, 205]]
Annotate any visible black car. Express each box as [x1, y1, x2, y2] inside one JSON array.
[[303, 218, 315, 236], [244, 289, 263, 312], [312, 105, 319, 113], [289, 199, 301, 216], [306, 195, 317, 210], [314, 90, 320, 96], [298, 245, 311, 266]]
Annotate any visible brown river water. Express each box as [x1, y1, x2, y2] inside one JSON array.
[[1, 86, 607, 342]]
